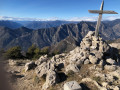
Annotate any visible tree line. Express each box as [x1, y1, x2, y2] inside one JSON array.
[[0, 45, 59, 60]]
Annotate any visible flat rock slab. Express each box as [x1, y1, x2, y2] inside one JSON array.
[[64, 81, 82, 90]]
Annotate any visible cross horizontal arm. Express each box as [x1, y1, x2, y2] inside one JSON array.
[[88, 10, 118, 14]]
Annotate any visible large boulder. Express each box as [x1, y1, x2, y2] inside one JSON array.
[[64, 81, 82, 90], [35, 62, 48, 77], [35, 61, 55, 77], [42, 70, 60, 90]]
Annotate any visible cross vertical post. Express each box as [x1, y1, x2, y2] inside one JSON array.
[[88, 0, 118, 37]]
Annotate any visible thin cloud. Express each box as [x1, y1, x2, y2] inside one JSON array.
[[0, 15, 120, 21]]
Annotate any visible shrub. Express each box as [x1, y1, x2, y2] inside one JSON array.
[[26, 45, 51, 59], [41, 46, 49, 55], [33, 47, 41, 59], [4, 46, 23, 59], [26, 44, 36, 59]]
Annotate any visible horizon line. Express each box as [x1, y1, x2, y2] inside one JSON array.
[[0, 15, 120, 21]]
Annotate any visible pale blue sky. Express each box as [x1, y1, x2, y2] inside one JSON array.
[[0, 0, 120, 21]]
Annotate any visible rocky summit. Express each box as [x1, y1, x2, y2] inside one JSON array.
[[6, 31, 120, 90]]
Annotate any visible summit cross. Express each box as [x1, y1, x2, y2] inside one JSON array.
[[88, 0, 118, 37]]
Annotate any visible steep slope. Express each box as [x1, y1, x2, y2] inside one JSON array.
[[50, 36, 79, 54], [0, 26, 18, 49]]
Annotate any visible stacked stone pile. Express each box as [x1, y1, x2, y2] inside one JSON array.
[[25, 31, 120, 90]]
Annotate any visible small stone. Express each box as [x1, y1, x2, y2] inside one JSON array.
[[64, 81, 82, 90], [106, 58, 116, 65], [98, 59, 106, 67], [66, 64, 80, 73], [42, 70, 60, 90], [84, 59, 90, 64], [9, 59, 18, 66], [102, 82, 108, 87], [89, 55, 98, 64], [104, 65, 117, 72]]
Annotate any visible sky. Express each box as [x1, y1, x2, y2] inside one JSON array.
[[0, 0, 120, 21]]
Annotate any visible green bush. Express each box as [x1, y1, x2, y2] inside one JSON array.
[[26, 44, 44, 59], [26, 44, 36, 59], [4, 46, 23, 59], [33, 47, 41, 59], [26, 45, 51, 59], [26, 44, 41, 59], [41, 46, 49, 55]]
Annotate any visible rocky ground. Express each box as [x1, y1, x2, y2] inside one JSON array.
[[2, 31, 120, 90]]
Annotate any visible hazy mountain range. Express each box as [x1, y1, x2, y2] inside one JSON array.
[[1, 19, 120, 53], [0, 20, 78, 29]]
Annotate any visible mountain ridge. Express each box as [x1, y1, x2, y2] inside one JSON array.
[[1, 19, 120, 53]]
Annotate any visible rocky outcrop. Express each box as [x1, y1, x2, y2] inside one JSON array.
[[81, 78, 107, 90], [64, 31, 119, 71], [9, 59, 18, 66], [2, 19, 120, 52], [24, 31, 120, 90], [35, 55, 48, 66], [25, 61, 36, 72], [65, 64, 80, 73]]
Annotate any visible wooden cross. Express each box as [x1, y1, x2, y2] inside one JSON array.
[[88, 0, 118, 37]]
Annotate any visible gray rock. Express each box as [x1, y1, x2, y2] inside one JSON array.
[[35, 55, 48, 65], [42, 70, 59, 90], [102, 82, 108, 88], [64, 81, 82, 90], [109, 70, 120, 79], [81, 78, 106, 90], [86, 31, 94, 37], [84, 59, 90, 64], [99, 41, 110, 53], [114, 86, 120, 90], [92, 36, 99, 41], [104, 65, 117, 72], [35, 62, 48, 77], [35, 61, 55, 77], [89, 55, 98, 64], [9, 59, 18, 66], [54, 54, 64, 59], [99, 60, 103, 66], [106, 58, 116, 65], [25, 61, 36, 72], [66, 64, 80, 73], [76, 59, 84, 66], [105, 74, 114, 82]]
